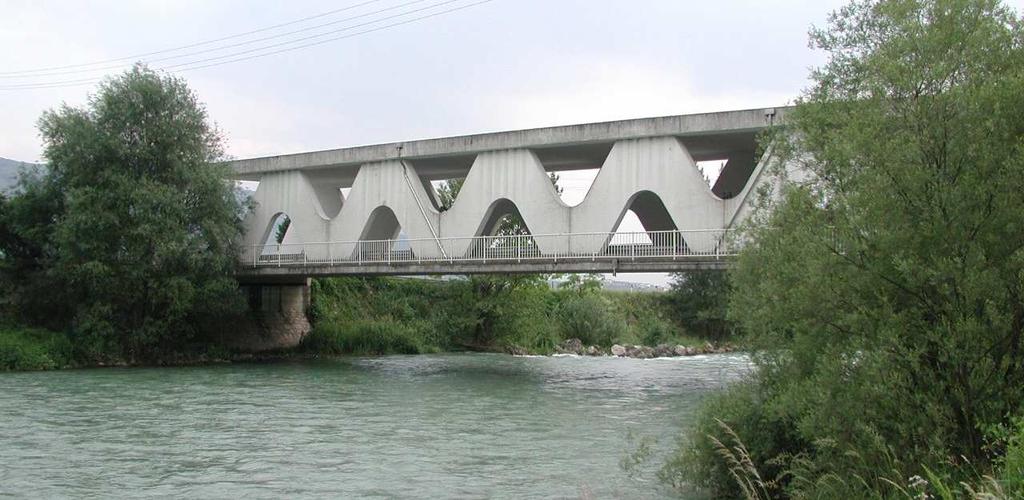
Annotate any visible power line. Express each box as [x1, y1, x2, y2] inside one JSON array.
[[0, 0, 495, 91], [161, 0, 464, 71], [175, 1, 493, 73], [0, 0, 436, 80], [0, 0, 385, 76]]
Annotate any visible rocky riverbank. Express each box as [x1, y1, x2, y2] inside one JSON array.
[[508, 338, 737, 358]]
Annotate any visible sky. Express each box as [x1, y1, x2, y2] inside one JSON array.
[[1, 0, 974, 285]]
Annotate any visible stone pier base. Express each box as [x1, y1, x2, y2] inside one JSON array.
[[222, 278, 312, 352]]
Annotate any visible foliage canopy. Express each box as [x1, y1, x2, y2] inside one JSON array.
[[672, 0, 1024, 497], [0, 65, 247, 362]]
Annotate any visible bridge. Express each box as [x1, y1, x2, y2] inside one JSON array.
[[228, 106, 795, 279]]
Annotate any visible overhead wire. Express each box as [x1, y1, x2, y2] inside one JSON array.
[[0, 0, 386, 76], [0, 0, 436, 79], [0, 0, 494, 91]]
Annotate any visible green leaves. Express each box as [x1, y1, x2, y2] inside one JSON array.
[[675, 0, 1024, 497], [0, 64, 247, 362]]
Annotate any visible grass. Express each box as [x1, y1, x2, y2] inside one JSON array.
[[300, 319, 435, 355], [0, 325, 74, 371]]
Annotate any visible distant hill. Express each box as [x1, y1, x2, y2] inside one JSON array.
[[0, 157, 40, 193]]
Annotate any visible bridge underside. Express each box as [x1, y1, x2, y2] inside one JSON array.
[[236, 256, 730, 280]]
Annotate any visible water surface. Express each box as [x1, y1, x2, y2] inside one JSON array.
[[0, 353, 750, 498]]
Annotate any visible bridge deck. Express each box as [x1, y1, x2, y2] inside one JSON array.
[[238, 230, 736, 277]]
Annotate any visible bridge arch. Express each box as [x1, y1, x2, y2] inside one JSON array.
[[474, 198, 534, 237], [615, 190, 677, 233], [260, 212, 292, 247], [358, 205, 403, 241]]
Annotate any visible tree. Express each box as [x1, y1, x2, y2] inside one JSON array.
[[665, 271, 731, 341], [436, 178, 463, 211], [274, 215, 291, 244], [560, 273, 604, 295], [673, 0, 1024, 497], [0, 64, 247, 362]]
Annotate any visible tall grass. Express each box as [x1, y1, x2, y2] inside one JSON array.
[[668, 412, 1024, 499], [0, 326, 74, 371], [300, 320, 432, 355]]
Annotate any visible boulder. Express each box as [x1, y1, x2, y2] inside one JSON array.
[[556, 338, 584, 355], [585, 345, 602, 356], [654, 344, 675, 357], [611, 344, 627, 356], [673, 345, 689, 356], [626, 345, 655, 359]]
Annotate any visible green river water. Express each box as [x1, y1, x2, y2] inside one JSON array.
[[0, 353, 750, 499]]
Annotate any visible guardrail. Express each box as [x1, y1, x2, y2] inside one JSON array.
[[241, 229, 736, 268]]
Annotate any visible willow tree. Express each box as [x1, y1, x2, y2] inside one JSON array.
[[0, 65, 247, 362], [672, 0, 1024, 497]]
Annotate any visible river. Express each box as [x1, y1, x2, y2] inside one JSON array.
[[0, 353, 750, 498]]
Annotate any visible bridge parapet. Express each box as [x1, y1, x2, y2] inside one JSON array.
[[240, 229, 735, 273]]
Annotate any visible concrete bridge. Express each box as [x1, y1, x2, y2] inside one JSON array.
[[222, 107, 802, 349], [228, 106, 796, 279]]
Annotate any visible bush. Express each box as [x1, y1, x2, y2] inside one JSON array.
[[556, 294, 627, 346], [637, 315, 678, 346], [660, 380, 803, 497], [0, 326, 74, 371], [301, 319, 428, 355]]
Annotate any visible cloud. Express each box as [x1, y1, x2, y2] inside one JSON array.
[[473, 57, 795, 131]]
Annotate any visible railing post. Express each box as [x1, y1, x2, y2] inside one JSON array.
[[277, 244, 281, 267], [253, 243, 257, 268], [358, 243, 362, 265], [329, 242, 333, 266]]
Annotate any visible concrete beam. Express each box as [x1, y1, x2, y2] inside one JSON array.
[[227, 107, 788, 179], [234, 258, 732, 278]]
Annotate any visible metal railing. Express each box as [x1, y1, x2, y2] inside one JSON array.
[[241, 229, 736, 268]]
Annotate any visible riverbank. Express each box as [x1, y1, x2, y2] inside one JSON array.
[[303, 276, 729, 357], [1, 276, 734, 371], [0, 325, 738, 371]]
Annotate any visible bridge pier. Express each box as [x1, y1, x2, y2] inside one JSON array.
[[223, 277, 312, 352]]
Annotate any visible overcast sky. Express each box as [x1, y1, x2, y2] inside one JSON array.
[[7, 0, 1011, 285], [0, 0, 861, 161]]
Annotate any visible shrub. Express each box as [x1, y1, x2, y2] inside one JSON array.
[[0, 326, 74, 371], [637, 315, 678, 346], [556, 294, 626, 346], [660, 380, 803, 497], [301, 319, 427, 355]]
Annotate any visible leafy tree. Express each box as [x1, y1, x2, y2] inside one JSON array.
[[0, 64, 247, 362], [665, 271, 732, 341], [274, 215, 291, 244], [436, 178, 463, 211], [560, 273, 604, 295], [672, 0, 1024, 497]]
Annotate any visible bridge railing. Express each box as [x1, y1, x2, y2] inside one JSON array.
[[242, 229, 736, 268]]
